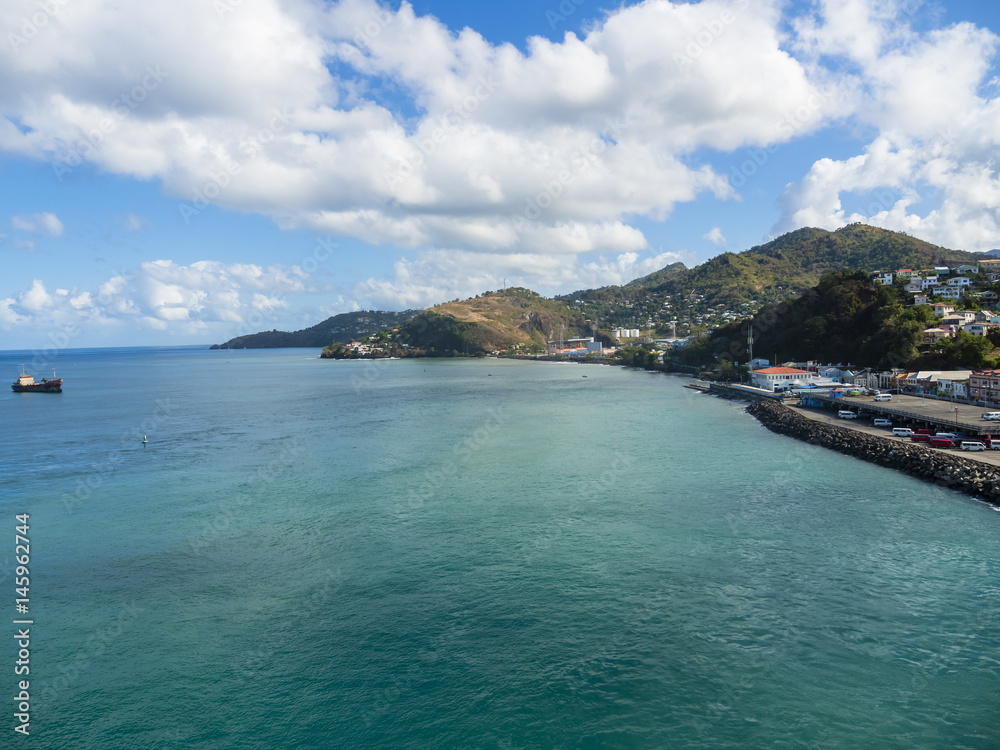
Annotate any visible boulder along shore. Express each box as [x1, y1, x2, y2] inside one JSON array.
[[745, 399, 1000, 507]]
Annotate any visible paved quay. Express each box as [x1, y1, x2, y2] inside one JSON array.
[[788, 399, 1000, 468], [841, 392, 990, 426], [797, 390, 1000, 433]]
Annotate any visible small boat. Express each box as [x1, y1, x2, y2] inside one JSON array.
[[11, 367, 62, 393]]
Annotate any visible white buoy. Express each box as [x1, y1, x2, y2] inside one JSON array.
[[142, 436, 148, 444]]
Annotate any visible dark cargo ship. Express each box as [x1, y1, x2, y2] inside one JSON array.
[[11, 367, 63, 393]]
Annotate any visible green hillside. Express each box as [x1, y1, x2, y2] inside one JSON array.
[[210, 309, 418, 349], [562, 225, 981, 334], [669, 224, 976, 303], [395, 288, 588, 355], [683, 270, 999, 370], [216, 225, 985, 358]]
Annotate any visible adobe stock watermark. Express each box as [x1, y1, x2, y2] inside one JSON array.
[[230, 567, 344, 691], [178, 107, 293, 223], [188, 438, 305, 555], [674, 0, 750, 71], [27, 267, 135, 371], [214, 0, 245, 19], [52, 66, 170, 182], [61, 398, 176, 514], [523, 449, 634, 566], [898, 0, 928, 23], [398, 406, 509, 515], [728, 89, 828, 188], [384, 75, 501, 189], [361, 618, 479, 727], [348, 357, 396, 394], [855, 186, 903, 220], [351, 3, 394, 48], [8, 0, 70, 54], [511, 116, 628, 230], [546, 0, 586, 31], [35, 601, 146, 712], [220, 236, 338, 343]]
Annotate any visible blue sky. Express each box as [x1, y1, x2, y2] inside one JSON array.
[[2, 0, 1000, 348]]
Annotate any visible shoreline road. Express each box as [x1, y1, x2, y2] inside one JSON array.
[[788, 402, 1000, 468]]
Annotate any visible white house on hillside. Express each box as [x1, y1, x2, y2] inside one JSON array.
[[923, 327, 952, 344], [963, 323, 995, 337]]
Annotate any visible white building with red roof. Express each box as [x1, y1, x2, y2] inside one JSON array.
[[751, 366, 817, 391]]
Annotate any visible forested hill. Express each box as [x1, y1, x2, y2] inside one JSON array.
[[213, 225, 984, 351], [210, 309, 418, 349], [560, 225, 981, 332], [687, 270, 999, 371], [394, 288, 589, 355]]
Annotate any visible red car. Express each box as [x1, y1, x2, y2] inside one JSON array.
[[930, 437, 957, 448], [910, 433, 931, 443]]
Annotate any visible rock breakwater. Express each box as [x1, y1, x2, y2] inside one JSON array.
[[746, 400, 1000, 507]]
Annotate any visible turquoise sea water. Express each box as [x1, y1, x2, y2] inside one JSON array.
[[2, 347, 999, 749]]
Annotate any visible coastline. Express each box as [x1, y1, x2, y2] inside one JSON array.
[[745, 399, 1000, 507]]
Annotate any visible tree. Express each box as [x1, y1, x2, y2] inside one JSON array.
[[717, 359, 736, 381], [919, 331, 996, 369]]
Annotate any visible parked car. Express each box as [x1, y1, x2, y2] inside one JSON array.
[[892, 428, 913, 437], [930, 437, 957, 448], [983, 412, 1000, 420], [873, 418, 893, 427], [910, 433, 931, 442], [873, 394, 892, 402], [961, 441, 987, 451], [988, 439, 1000, 450], [838, 410, 857, 419]]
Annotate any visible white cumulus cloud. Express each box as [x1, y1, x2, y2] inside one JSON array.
[[0, 0, 998, 337], [0, 259, 333, 340], [703, 227, 726, 246], [776, 5, 1000, 250], [11, 212, 64, 237], [0, 0, 832, 261]]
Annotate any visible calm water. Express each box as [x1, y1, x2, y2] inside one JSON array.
[[2, 347, 999, 749]]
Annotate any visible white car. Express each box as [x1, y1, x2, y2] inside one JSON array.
[[873, 418, 893, 427], [983, 412, 1000, 420], [961, 441, 987, 451], [838, 410, 858, 419]]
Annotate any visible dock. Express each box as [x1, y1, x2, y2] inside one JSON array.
[[796, 391, 997, 436]]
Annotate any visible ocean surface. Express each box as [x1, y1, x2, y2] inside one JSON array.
[[2, 347, 999, 749]]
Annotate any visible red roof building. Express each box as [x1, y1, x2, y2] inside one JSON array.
[[752, 366, 817, 391], [753, 367, 812, 375]]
